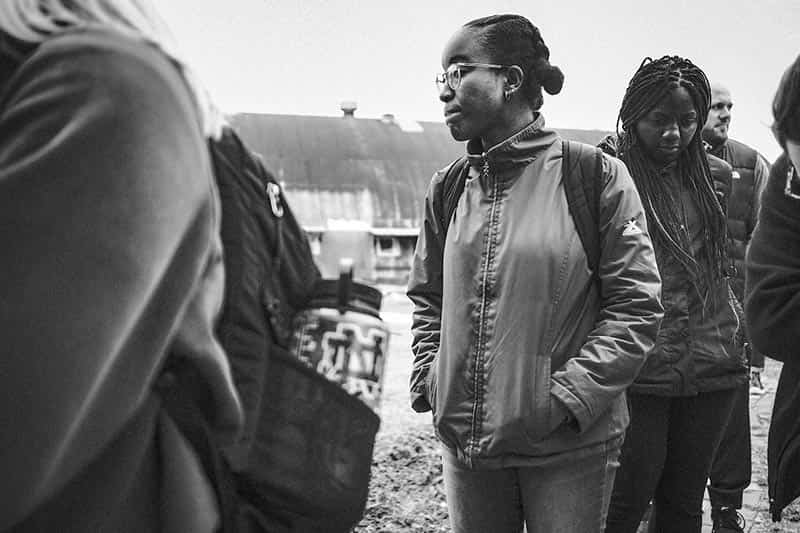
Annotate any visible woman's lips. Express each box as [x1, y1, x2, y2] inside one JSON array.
[[444, 112, 461, 125]]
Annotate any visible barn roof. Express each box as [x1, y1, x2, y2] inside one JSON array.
[[229, 112, 611, 231]]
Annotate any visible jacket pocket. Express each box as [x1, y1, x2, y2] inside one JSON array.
[[522, 353, 552, 442]]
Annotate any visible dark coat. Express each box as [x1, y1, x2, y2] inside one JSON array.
[[745, 153, 800, 520], [598, 136, 747, 396], [710, 138, 768, 300]]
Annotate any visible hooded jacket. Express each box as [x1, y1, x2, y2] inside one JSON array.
[[408, 117, 663, 468]]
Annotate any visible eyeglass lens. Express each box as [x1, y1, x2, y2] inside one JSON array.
[[447, 66, 460, 90], [436, 66, 459, 91]]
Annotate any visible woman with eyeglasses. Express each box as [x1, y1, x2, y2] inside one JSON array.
[[745, 53, 800, 524], [407, 14, 663, 532], [599, 56, 747, 533]]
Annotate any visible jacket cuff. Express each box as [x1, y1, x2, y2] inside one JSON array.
[[551, 379, 591, 434], [410, 389, 431, 413]]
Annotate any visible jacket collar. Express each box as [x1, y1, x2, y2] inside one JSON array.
[[465, 113, 557, 173]]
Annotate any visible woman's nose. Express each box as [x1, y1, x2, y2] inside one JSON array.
[[663, 122, 680, 140], [439, 84, 454, 103]]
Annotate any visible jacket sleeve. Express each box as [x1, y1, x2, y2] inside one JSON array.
[[551, 154, 664, 433], [0, 36, 239, 529], [748, 154, 771, 239], [745, 154, 800, 361], [406, 171, 447, 413]]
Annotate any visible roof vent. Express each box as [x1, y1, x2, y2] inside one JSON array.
[[340, 101, 357, 117], [381, 113, 395, 124]]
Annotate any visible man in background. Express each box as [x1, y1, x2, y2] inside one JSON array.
[[703, 81, 771, 533]]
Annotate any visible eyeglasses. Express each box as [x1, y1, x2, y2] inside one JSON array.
[[435, 62, 507, 91]]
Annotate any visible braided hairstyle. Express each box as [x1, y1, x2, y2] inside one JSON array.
[[464, 14, 564, 110], [616, 55, 726, 291]]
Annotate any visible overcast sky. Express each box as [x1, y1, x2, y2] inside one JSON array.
[[158, 0, 799, 161]]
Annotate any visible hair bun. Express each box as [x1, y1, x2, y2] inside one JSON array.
[[540, 65, 564, 95]]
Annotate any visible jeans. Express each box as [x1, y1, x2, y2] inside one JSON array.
[[708, 381, 751, 509], [605, 390, 737, 533], [442, 439, 621, 533]]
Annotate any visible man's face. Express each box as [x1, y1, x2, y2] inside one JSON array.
[[702, 85, 733, 148]]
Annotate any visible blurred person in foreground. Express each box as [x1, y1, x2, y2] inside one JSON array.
[[599, 56, 747, 533], [702, 81, 771, 533], [745, 53, 800, 524], [0, 1, 242, 531], [408, 14, 663, 532]]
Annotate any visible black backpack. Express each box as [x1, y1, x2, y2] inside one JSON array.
[[436, 139, 605, 274], [211, 127, 321, 453], [169, 128, 378, 532]]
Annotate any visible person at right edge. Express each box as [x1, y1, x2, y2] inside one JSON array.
[[745, 53, 800, 525], [599, 56, 748, 533], [702, 81, 771, 533], [408, 14, 663, 533]]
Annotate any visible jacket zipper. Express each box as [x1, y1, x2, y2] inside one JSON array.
[[469, 155, 497, 457]]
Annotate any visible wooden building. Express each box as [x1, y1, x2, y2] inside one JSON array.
[[230, 107, 611, 285]]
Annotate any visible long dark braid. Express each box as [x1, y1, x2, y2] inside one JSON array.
[[616, 56, 727, 293]]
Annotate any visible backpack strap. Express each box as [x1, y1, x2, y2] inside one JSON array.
[[562, 139, 604, 275], [436, 156, 470, 237]]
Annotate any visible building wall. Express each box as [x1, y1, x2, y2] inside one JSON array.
[[309, 229, 375, 281], [372, 235, 417, 285], [308, 230, 417, 285]]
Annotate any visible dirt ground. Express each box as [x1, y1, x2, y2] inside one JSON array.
[[355, 289, 800, 532], [353, 290, 447, 532]]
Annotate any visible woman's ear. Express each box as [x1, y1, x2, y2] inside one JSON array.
[[505, 65, 525, 93]]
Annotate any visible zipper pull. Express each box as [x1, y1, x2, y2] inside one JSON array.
[[481, 154, 496, 197]]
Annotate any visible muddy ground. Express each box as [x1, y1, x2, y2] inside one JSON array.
[[354, 291, 800, 532]]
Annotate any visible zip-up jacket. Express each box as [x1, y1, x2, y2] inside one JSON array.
[[408, 117, 663, 467], [599, 137, 747, 395]]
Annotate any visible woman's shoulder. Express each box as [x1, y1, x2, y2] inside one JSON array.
[[597, 134, 620, 158], [4, 26, 203, 151], [39, 26, 171, 66], [761, 153, 800, 223], [23, 27, 191, 108]]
